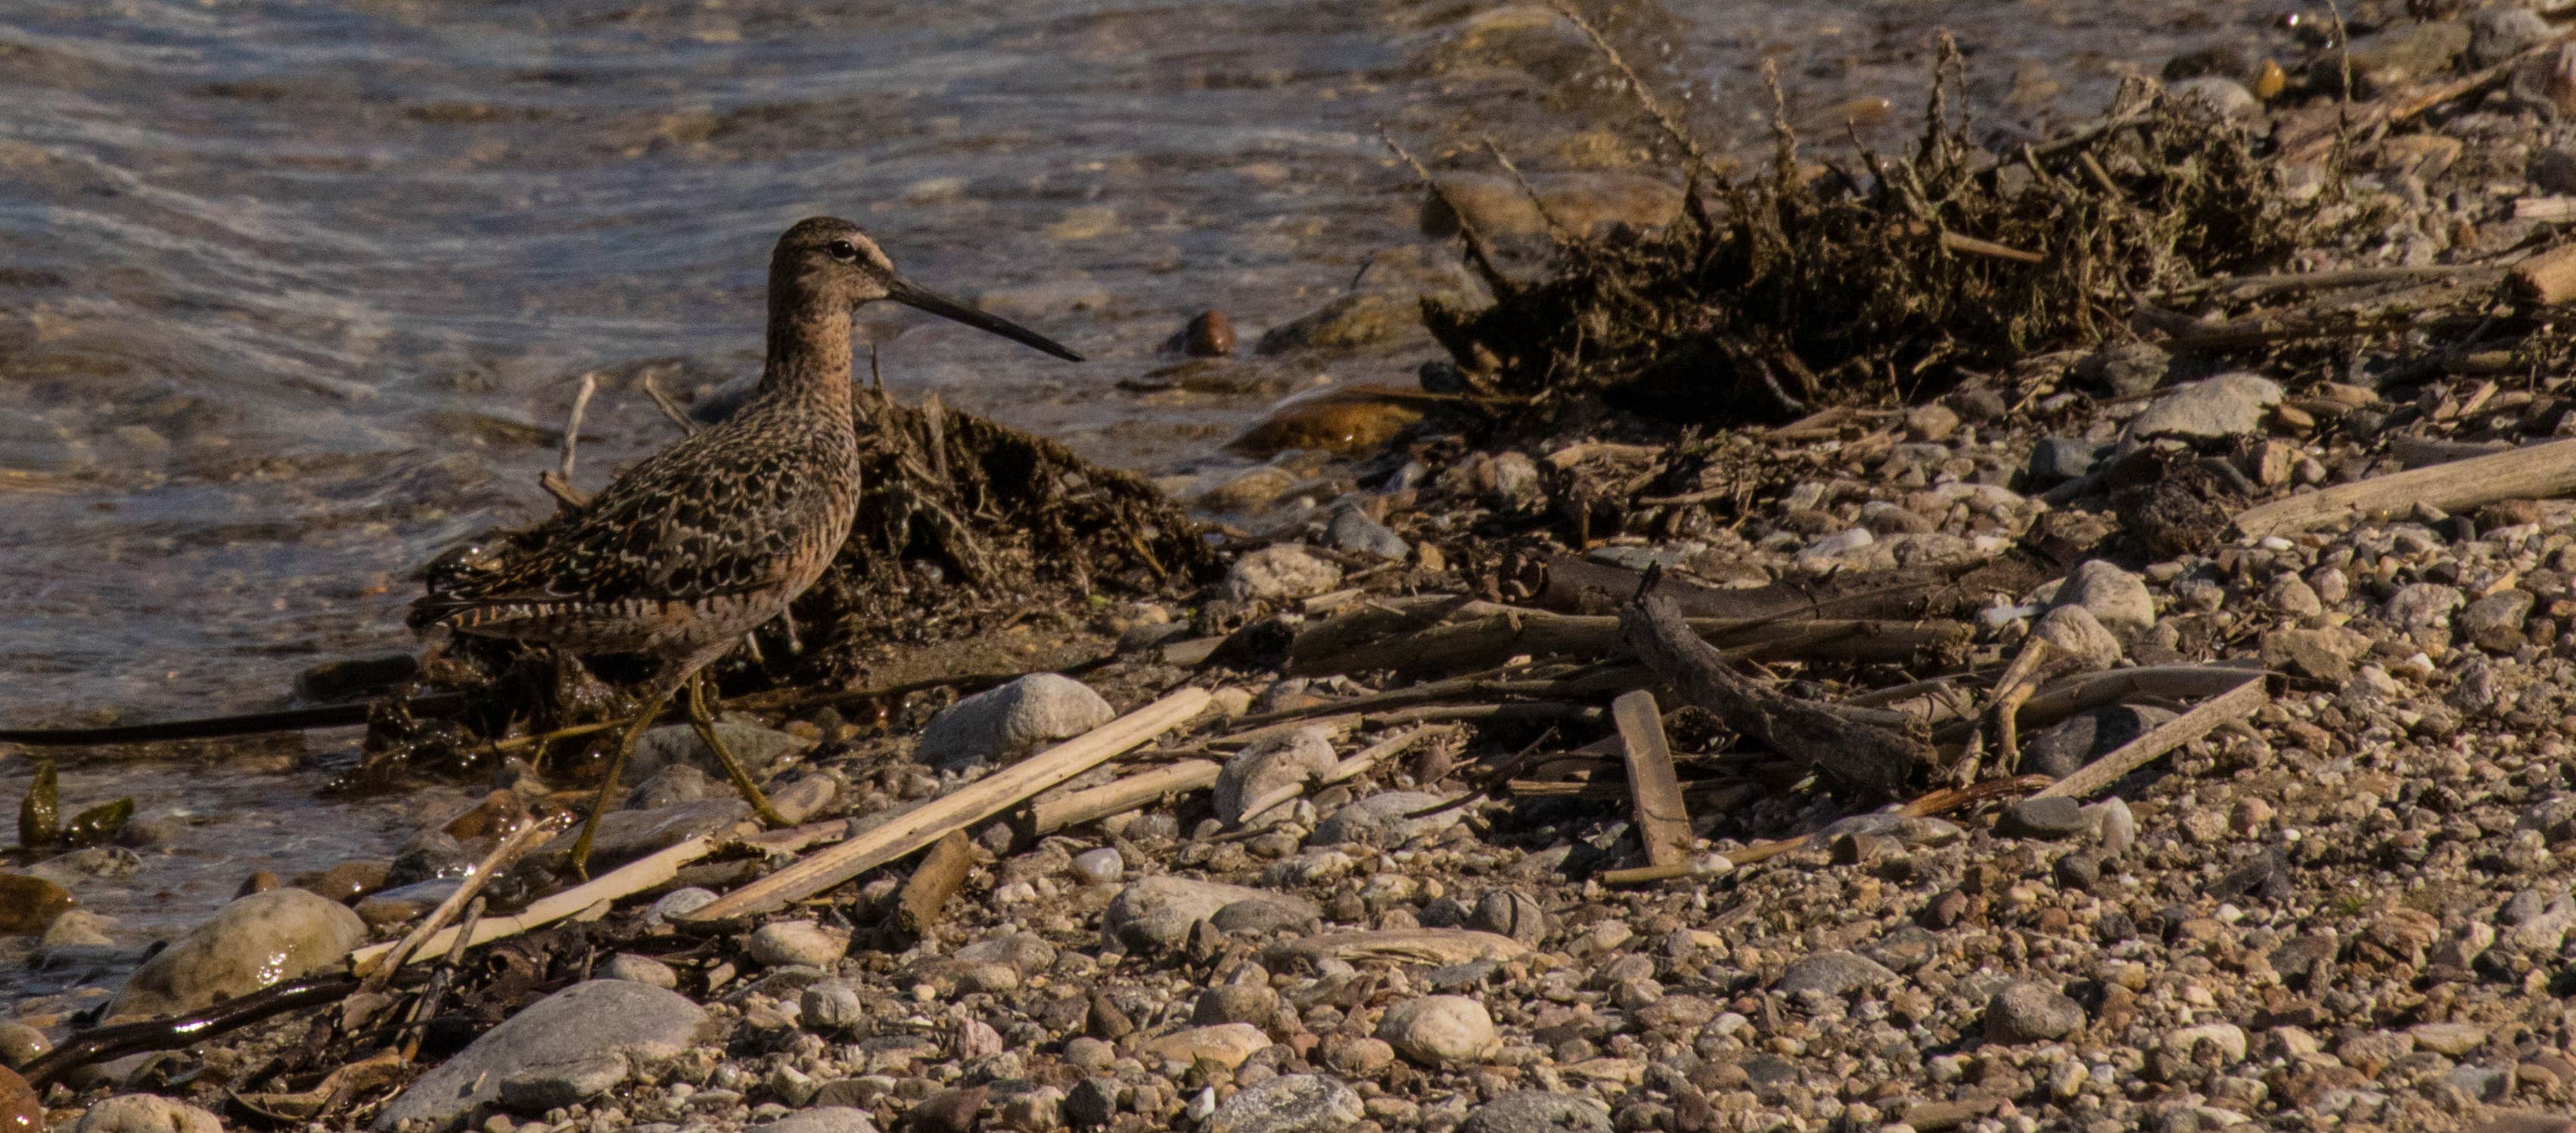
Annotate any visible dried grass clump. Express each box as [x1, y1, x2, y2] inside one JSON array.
[[1423, 53, 2313, 426]]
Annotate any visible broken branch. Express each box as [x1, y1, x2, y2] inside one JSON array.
[[1621, 593, 1930, 799]]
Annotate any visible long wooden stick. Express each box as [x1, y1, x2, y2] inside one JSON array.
[[1027, 759, 1220, 835], [348, 830, 719, 971], [680, 687, 1210, 922], [2031, 674, 2267, 800], [1316, 724, 1453, 787], [2234, 437, 2576, 540]]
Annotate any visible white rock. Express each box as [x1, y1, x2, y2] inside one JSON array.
[[1216, 727, 1338, 827], [800, 980, 868, 1033], [2090, 798, 2136, 854], [2125, 373, 2282, 440], [1376, 995, 1499, 1066], [2163, 1022, 2248, 1065], [918, 674, 1117, 769], [1144, 1023, 1272, 1069], [2056, 560, 2156, 633], [602, 954, 678, 989], [747, 920, 850, 968], [2031, 604, 2122, 669], [76, 1094, 223, 1133], [1223, 546, 1344, 603], [1072, 848, 1125, 885]]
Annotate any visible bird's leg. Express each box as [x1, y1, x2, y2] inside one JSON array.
[[687, 671, 791, 829], [568, 686, 677, 879]]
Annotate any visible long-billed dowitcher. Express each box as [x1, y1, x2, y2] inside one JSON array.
[[410, 216, 1082, 873]]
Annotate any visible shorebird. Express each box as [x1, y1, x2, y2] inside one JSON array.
[[411, 216, 1082, 873]]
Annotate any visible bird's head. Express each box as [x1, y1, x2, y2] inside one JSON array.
[[772, 216, 1082, 362]]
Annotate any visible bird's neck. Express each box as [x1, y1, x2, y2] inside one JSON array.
[[752, 289, 854, 416]]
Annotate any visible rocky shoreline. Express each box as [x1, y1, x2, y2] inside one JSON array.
[[20, 6, 2576, 1133]]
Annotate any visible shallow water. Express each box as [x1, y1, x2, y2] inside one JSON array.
[[0, 0, 2291, 991]]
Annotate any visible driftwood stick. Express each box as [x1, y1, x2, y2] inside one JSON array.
[[348, 826, 720, 970], [1978, 662, 2270, 740], [642, 372, 702, 435], [1610, 691, 1692, 867], [681, 687, 1210, 922], [1317, 724, 1454, 787], [2233, 437, 2576, 540], [2516, 244, 2576, 306], [1622, 593, 1928, 799], [1297, 600, 1971, 677], [539, 373, 598, 511], [2217, 263, 2498, 298], [1597, 774, 2051, 885], [1027, 759, 1220, 835], [893, 830, 976, 937], [1530, 554, 1948, 620], [2032, 674, 2268, 800], [1243, 662, 1640, 727], [1212, 702, 1603, 750], [345, 823, 834, 975]]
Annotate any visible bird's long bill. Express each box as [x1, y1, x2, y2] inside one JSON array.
[[885, 278, 1083, 362]]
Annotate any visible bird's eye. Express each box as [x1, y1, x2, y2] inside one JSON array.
[[826, 239, 859, 262]]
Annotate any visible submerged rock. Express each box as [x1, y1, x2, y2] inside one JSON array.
[[0, 873, 73, 936], [1254, 293, 1422, 355], [1227, 388, 1425, 458]]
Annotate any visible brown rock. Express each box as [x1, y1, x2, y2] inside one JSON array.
[[0, 1065, 37, 1133], [906, 1086, 989, 1133], [0, 873, 73, 936], [440, 789, 529, 840], [1184, 311, 1237, 357]]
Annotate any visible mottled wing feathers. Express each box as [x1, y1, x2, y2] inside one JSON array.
[[410, 409, 856, 642]]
